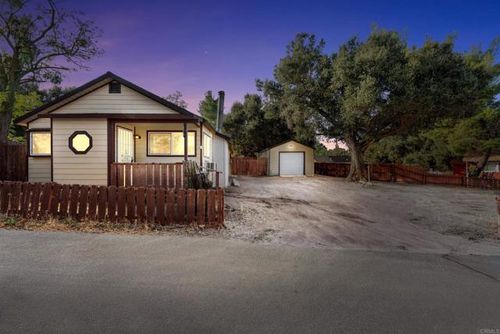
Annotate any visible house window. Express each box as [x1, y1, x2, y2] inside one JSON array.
[[69, 131, 93, 154], [483, 162, 498, 173], [203, 133, 212, 158], [147, 131, 195, 156], [30, 131, 51, 156]]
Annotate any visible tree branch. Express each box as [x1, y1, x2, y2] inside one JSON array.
[[32, 0, 57, 44]]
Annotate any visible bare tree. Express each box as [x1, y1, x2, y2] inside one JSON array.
[[0, 0, 102, 142], [164, 90, 188, 109]]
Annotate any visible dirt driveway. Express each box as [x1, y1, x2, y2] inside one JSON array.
[[223, 176, 500, 255]]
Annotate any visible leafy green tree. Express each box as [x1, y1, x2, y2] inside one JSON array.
[[0, 0, 102, 143], [365, 131, 456, 171], [315, 142, 349, 158], [164, 90, 188, 108], [366, 107, 500, 173], [222, 94, 293, 156], [330, 143, 350, 157], [314, 142, 331, 157], [448, 107, 500, 174], [257, 33, 330, 147], [38, 86, 76, 103], [365, 136, 408, 164], [0, 91, 42, 141], [404, 126, 458, 171], [260, 30, 498, 181], [198, 91, 218, 126]]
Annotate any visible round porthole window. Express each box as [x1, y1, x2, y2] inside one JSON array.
[[69, 131, 93, 154]]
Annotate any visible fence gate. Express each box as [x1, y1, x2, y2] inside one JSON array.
[[0, 143, 27, 182]]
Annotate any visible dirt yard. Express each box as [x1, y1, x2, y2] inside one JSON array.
[[223, 176, 500, 255]]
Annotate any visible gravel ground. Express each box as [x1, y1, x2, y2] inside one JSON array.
[[222, 176, 500, 255], [2, 176, 498, 255]]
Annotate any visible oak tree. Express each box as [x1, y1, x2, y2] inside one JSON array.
[[0, 0, 101, 143]]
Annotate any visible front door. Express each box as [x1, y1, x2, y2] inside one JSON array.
[[116, 126, 134, 162]]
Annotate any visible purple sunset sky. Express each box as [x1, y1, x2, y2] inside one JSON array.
[[62, 0, 500, 113]]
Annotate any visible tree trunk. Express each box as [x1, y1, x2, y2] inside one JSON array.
[[0, 112, 11, 144], [0, 49, 20, 144], [0, 89, 15, 144], [346, 138, 366, 182], [475, 148, 492, 175]]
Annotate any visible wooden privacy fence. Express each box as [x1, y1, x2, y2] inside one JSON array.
[[0, 181, 224, 226], [314, 162, 351, 178], [231, 157, 267, 176], [315, 162, 500, 190], [110, 163, 184, 188], [0, 143, 27, 182]]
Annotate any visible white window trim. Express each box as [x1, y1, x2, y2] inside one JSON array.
[[29, 130, 51, 157], [203, 132, 212, 159], [116, 126, 134, 162]]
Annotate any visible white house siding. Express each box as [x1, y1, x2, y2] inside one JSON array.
[[52, 118, 108, 185], [201, 124, 229, 187], [213, 135, 230, 187], [28, 117, 50, 129], [28, 157, 51, 182], [132, 122, 199, 164], [50, 84, 178, 114], [27, 118, 51, 182]]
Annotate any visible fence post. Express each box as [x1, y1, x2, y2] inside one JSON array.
[[496, 197, 500, 239]]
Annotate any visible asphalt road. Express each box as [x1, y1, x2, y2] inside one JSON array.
[[1, 230, 499, 334]]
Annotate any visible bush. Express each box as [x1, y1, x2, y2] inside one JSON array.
[[4, 217, 17, 226], [184, 161, 212, 189]]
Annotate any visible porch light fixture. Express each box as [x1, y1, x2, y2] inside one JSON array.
[[69, 131, 93, 154], [134, 134, 141, 140]]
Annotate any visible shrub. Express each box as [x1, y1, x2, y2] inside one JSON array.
[[184, 161, 212, 189], [4, 217, 17, 226]]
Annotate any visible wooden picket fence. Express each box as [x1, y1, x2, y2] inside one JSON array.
[[315, 162, 500, 190], [0, 143, 27, 182], [110, 163, 184, 188], [231, 157, 267, 176], [0, 181, 224, 226]]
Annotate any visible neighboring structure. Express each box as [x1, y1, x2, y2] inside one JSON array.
[[15, 72, 230, 187], [463, 152, 500, 174], [259, 140, 314, 176]]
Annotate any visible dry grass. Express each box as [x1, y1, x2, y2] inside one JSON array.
[[0, 213, 222, 237]]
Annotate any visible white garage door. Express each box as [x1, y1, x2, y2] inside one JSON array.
[[279, 152, 304, 176]]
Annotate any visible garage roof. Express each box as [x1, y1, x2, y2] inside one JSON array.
[[260, 139, 314, 153]]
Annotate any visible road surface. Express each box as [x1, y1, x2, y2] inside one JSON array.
[[0, 230, 499, 333]]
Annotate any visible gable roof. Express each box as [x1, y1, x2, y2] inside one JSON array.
[[259, 139, 315, 153], [15, 71, 200, 125], [464, 155, 500, 163]]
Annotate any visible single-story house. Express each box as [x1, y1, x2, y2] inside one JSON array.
[[463, 152, 500, 179], [15, 72, 231, 187], [259, 140, 314, 176], [463, 152, 500, 173]]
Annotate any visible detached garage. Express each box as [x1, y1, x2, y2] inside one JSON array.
[[259, 140, 314, 176]]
